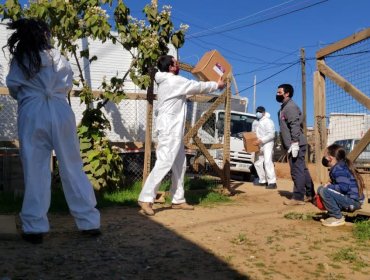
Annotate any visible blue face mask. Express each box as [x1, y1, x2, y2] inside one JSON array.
[[256, 112, 263, 119]]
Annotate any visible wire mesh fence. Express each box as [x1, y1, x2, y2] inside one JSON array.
[[324, 37, 370, 168], [0, 68, 254, 195], [0, 94, 18, 142]]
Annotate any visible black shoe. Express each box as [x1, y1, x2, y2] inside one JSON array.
[[81, 229, 102, 237], [253, 182, 267, 187], [22, 233, 43, 244], [266, 183, 277, 189]]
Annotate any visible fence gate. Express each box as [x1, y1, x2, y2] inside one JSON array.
[[314, 28, 370, 212]]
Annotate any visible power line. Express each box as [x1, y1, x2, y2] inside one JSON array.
[[235, 49, 299, 76], [187, 0, 328, 39], [185, 37, 285, 65], [239, 60, 300, 93], [186, 0, 296, 38], [172, 14, 291, 56]]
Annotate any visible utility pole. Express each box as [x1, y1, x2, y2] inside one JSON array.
[[300, 48, 308, 162], [300, 48, 307, 136], [253, 75, 256, 112]]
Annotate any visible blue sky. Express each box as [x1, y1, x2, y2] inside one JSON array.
[[124, 0, 369, 128], [16, 0, 370, 127]]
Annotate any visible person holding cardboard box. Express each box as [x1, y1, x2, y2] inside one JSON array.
[[252, 106, 277, 189], [138, 55, 225, 216], [276, 84, 315, 205]]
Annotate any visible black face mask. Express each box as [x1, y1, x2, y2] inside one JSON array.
[[276, 95, 284, 103], [321, 156, 330, 167]]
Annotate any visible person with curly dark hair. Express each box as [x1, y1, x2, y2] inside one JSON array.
[[5, 18, 101, 244]]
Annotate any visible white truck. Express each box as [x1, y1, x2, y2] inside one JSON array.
[[197, 108, 256, 176]]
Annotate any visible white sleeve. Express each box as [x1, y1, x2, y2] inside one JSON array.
[[260, 119, 275, 144], [5, 61, 24, 100], [180, 77, 218, 96], [252, 120, 258, 132]]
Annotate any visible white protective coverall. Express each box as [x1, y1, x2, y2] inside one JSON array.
[[138, 71, 218, 204], [254, 112, 276, 184], [6, 49, 100, 233]]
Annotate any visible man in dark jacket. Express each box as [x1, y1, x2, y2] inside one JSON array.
[[276, 84, 315, 205]]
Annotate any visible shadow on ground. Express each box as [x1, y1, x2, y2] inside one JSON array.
[[0, 207, 249, 280], [278, 190, 293, 200]]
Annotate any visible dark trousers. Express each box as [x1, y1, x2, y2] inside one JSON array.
[[288, 145, 315, 201]]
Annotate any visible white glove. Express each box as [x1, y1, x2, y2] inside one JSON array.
[[288, 142, 299, 158]]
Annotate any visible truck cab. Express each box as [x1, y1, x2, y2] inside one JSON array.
[[198, 109, 257, 176]]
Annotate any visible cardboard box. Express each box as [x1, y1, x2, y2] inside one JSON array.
[[242, 132, 260, 153], [191, 50, 232, 82]]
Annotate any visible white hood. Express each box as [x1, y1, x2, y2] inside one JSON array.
[[40, 49, 63, 67], [155, 71, 173, 85], [263, 112, 271, 119]]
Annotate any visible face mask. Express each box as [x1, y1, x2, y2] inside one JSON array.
[[321, 156, 330, 167], [276, 95, 284, 103], [256, 112, 263, 119]]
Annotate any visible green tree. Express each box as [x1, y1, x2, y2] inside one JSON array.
[[0, 0, 187, 190]]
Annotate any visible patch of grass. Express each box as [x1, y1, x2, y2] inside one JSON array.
[[331, 247, 368, 270], [309, 241, 323, 250], [197, 191, 231, 205], [231, 233, 248, 245], [329, 263, 341, 269], [353, 219, 370, 242], [0, 176, 229, 213], [185, 176, 220, 190], [223, 255, 234, 262], [266, 236, 274, 244], [316, 263, 325, 273], [284, 212, 315, 220], [271, 244, 285, 252], [98, 180, 142, 207]]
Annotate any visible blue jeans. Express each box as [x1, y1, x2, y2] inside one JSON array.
[[318, 186, 361, 218]]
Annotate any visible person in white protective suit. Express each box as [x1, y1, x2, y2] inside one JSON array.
[[253, 106, 277, 189], [5, 19, 100, 244], [138, 55, 225, 216]]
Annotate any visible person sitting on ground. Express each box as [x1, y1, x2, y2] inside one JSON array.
[[318, 143, 365, 227]]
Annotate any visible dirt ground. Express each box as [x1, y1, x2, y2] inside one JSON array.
[[1, 163, 369, 280]]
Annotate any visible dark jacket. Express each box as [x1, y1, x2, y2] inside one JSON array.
[[278, 98, 307, 150], [328, 160, 364, 202]]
